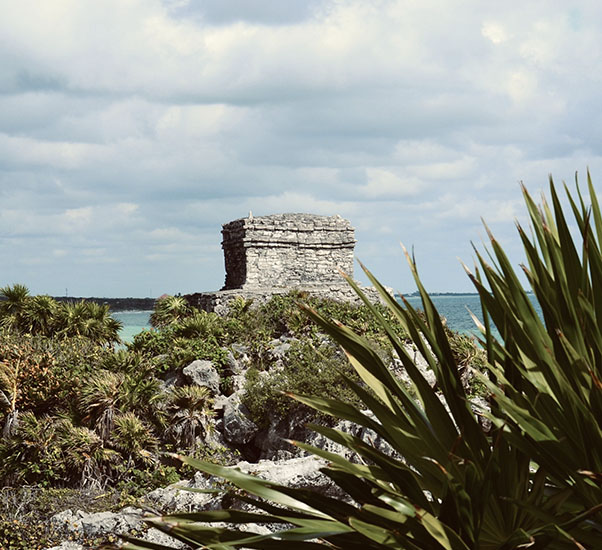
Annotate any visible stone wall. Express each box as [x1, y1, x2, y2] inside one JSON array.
[[221, 214, 355, 290], [186, 285, 386, 316]]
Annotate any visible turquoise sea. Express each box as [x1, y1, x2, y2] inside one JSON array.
[[112, 310, 152, 342], [404, 295, 484, 335], [112, 294, 542, 343], [405, 293, 543, 339]]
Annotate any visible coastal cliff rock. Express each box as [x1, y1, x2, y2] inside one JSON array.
[[222, 396, 259, 445], [182, 360, 221, 393]]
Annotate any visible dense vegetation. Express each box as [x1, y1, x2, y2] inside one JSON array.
[[0, 281, 481, 548], [109, 176, 602, 550]]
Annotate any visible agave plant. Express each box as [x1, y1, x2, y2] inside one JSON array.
[[108, 176, 602, 550]]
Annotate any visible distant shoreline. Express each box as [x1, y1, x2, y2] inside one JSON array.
[[401, 290, 534, 297], [400, 292, 480, 298], [0, 290, 524, 313], [51, 296, 156, 312]]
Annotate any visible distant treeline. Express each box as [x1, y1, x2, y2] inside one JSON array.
[[51, 296, 156, 311]]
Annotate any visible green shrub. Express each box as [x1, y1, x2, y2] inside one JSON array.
[[130, 329, 228, 375], [168, 337, 229, 371], [115, 464, 181, 500], [0, 332, 109, 418], [0, 412, 122, 487], [0, 412, 65, 486], [243, 339, 362, 427], [0, 485, 142, 550], [128, 328, 174, 357], [225, 290, 409, 345], [0, 518, 59, 550]]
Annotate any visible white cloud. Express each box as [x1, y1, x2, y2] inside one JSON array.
[[0, 134, 108, 170], [2, 1, 602, 295], [148, 227, 192, 241], [62, 206, 93, 226], [115, 203, 139, 215], [359, 168, 422, 199], [431, 195, 523, 224], [506, 69, 538, 103], [481, 22, 508, 44]]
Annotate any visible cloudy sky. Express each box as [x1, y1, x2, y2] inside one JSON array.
[[1, 0, 601, 297]]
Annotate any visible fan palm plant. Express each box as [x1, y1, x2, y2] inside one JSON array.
[[165, 385, 215, 450], [82, 301, 123, 345], [111, 412, 159, 466], [101, 349, 150, 374], [78, 369, 163, 441], [54, 301, 91, 338], [108, 175, 602, 550], [0, 284, 31, 332], [150, 295, 191, 328], [53, 301, 122, 345], [55, 417, 119, 488], [172, 310, 224, 340], [23, 294, 57, 336], [78, 370, 125, 440]]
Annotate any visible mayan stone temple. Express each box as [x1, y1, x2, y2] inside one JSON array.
[[221, 213, 355, 290], [187, 213, 379, 313]]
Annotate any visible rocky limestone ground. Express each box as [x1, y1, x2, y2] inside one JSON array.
[[46, 456, 333, 550], [43, 339, 487, 550]]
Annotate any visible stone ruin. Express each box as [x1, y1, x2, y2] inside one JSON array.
[[221, 213, 355, 290], [187, 213, 381, 313]]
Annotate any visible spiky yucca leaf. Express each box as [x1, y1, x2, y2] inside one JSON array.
[[465, 176, 602, 531]]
